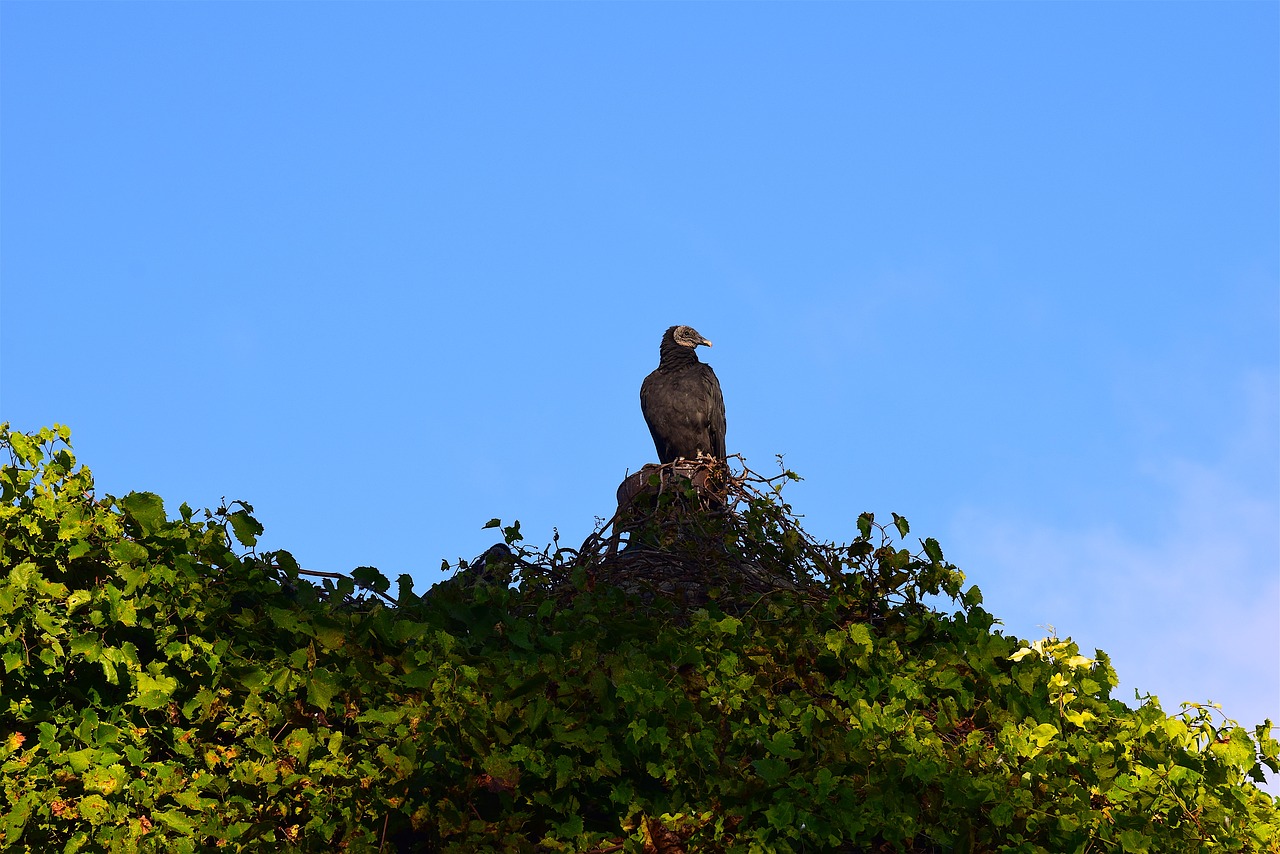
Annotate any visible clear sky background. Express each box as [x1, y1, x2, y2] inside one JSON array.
[[3, 2, 1276, 783]]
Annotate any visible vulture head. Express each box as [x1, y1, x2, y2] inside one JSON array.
[[669, 325, 712, 350]]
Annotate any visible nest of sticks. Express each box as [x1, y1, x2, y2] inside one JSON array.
[[467, 456, 847, 613], [427, 454, 946, 630]]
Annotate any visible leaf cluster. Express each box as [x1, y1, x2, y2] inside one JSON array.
[[2, 424, 1277, 852]]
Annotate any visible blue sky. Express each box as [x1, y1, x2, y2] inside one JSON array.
[[3, 2, 1276, 776]]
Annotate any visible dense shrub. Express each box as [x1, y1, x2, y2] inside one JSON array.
[[1, 424, 1277, 852]]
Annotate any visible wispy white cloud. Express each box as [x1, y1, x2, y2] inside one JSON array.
[[948, 447, 1279, 789]]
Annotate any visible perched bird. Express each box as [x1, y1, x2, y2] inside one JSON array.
[[640, 325, 727, 463]]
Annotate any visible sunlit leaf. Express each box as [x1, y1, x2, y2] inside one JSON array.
[[227, 509, 263, 548], [120, 491, 166, 536]]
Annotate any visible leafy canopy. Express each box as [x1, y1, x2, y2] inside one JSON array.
[[1, 424, 1277, 852]]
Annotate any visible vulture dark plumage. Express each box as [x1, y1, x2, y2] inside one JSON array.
[[640, 325, 727, 464]]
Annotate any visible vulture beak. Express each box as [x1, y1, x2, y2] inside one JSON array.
[[699, 336, 713, 348]]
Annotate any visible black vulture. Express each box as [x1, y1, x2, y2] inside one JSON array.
[[640, 325, 727, 463]]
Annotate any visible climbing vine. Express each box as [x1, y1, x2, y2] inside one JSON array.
[[1, 424, 1277, 852]]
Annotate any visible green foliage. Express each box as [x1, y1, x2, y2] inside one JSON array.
[[2, 423, 1277, 852]]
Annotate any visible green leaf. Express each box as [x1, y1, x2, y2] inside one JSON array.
[[82, 764, 127, 795], [1030, 723, 1059, 747], [554, 814, 584, 838], [272, 549, 301, 575], [856, 512, 874, 539], [307, 669, 341, 712], [1064, 708, 1096, 728], [713, 615, 742, 635], [7, 561, 37, 591], [65, 588, 92, 613], [502, 520, 523, 545], [752, 757, 790, 784], [313, 622, 347, 650], [77, 794, 112, 826], [134, 670, 179, 709], [102, 583, 137, 626], [108, 540, 149, 564], [352, 566, 389, 594], [116, 564, 148, 595], [152, 809, 197, 836], [70, 632, 100, 659], [400, 669, 434, 689], [120, 492, 166, 536], [892, 512, 910, 538], [1211, 727, 1258, 770], [765, 731, 802, 759], [64, 747, 99, 773], [7, 431, 42, 465], [227, 509, 262, 548], [507, 672, 550, 700], [1119, 829, 1150, 852], [483, 518, 502, 529], [765, 800, 796, 829], [267, 607, 303, 633], [846, 623, 873, 655]]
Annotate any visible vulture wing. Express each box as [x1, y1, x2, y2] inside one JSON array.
[[702, 364, 727, 460]]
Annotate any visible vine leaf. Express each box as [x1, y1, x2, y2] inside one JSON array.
[[352, 566, 390, 594], [228, 509, 263, 548], [120, 492, 165, 536]]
